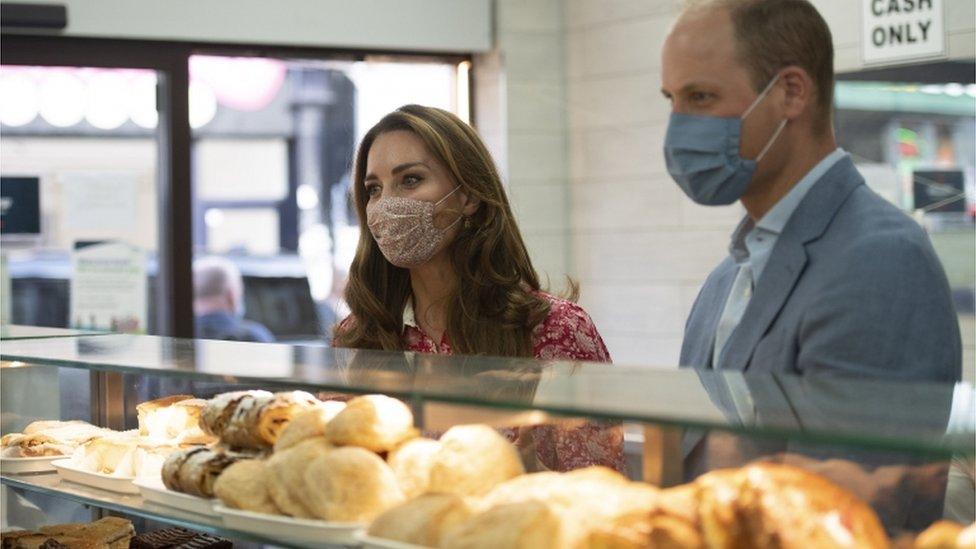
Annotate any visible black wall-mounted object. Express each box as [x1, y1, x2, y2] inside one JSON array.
[[1, 3, 67, 30]]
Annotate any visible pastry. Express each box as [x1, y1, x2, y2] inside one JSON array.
[[734, 463, 888, 549], [479, 467, 657, 546], [387, 437, 441, 499], [266, 438, 333, 518], [273, 400, 346, 452], [1, 420, 112, 458], [130, 527, 232, 548], [201, 390, 320, 448], [2, 517, 135, 549], [368, 493, 474, 547], [301, 446, 405, 523], [137, 395, 212, 445], [441, 500, 563, 549], [325, 394, 417, 453], [161, 447, 248, 498], [914, 520, 976, 548], [213, 459, 281, 515], [427, 424, 525, 496], [70, 432, 174, 478]]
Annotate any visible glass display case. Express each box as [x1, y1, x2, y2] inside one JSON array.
[[1, 325, 973, 546]]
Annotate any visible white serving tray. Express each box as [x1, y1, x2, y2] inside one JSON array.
[[357, 533, 431, 549], [51, 459, 140, 494], [0, 455, 63, 474], [133, 477, 217, 517], [214, 503, 364, 547]]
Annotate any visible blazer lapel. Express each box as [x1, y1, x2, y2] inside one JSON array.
[[718, 156, 864, 372]]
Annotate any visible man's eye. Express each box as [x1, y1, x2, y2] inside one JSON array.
[[691, 92, 712, 102]]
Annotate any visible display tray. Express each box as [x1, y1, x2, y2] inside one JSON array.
[[133, 477, 217, 517], [51, 458, 140, 494], [0, 455, 62, 474], [357, 533, 428, 549], [1, 472, 303, 546], [213, 503, 364, 547]]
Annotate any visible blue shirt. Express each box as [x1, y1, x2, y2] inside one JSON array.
[[195, 311, 275, 343], [713, 148, 847, 367]]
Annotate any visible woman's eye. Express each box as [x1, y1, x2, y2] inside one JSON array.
[[365, 184, 381, 197], [402, 175, 422, 187]]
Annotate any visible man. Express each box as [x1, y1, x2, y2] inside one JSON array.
[[193, 256, 274, 343], [663, 0, 960, 381]]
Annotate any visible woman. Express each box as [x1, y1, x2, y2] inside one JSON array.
[[334, 104, 622, 472]]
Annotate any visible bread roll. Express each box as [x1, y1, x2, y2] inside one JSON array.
[[273, 401, 346, 452], [368, 493, 474, 547], [221, 391, 321, 448], [914, 520, 975, 549], [428, 424, 525, 496], [214, 459, 281, 515], [301, 446, 405, 523], [325, 394, 417, 453], [266, 438, 332, 518], [441, 500, 563, 549], [388, 438, 441, 499], [735, 463, 888, 549], [479, 468, 657, 546]]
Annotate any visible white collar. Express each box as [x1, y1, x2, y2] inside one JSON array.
[[402, 299, 419, 329]]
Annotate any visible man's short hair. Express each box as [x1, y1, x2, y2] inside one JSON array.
[[685, 0, 835, 134], [193, 256, 243, 300]]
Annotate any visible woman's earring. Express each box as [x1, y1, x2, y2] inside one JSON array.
[[463, 216, 472, 230]]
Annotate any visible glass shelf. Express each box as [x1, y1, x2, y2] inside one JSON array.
[[0, 473, 283, 545], [0, 325, 113, 341], [2, 333, 973, 458]]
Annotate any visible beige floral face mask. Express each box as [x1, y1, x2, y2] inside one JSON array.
[[366, 186, 463, 268]]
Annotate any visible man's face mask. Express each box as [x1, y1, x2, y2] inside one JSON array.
[[366, 186, 463, 269], [663, 75, 788, 206]]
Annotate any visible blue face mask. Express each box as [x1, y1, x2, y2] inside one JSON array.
[[664, 76, 788, 206]]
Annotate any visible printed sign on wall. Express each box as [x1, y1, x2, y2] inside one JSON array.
[[70, 241, 147, 333], [862, 0, 946, 65]]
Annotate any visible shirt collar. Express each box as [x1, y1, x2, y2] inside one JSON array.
[[402, 298, 418, 329], [755, 148, 847, 235], [728, 148, 847, 258]]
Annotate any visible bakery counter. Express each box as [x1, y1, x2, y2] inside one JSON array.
[[1, 329, 974, 547]]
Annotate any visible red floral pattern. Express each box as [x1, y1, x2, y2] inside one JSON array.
[[337, 292, 624, 473]]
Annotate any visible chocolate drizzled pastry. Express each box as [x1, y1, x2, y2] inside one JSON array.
[[130, 527, 232, 549]]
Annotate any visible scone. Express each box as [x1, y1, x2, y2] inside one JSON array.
[[214, 459, 281, 515], [387, 438, 441, 499], [273, 401, 347, 452], [441, 500, 563, 549], [368, 493, 474, 548], [301, 446, 405, 523], [325, 394, 417, 453], [266, 438, 333, 518], [427, 424, 525, 496]]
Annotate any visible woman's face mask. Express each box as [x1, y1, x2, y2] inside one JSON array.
[[366, 185, 463, 269], [663, 75, 788, 206]]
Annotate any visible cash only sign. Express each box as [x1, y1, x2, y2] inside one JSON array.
[[862, 0, 946, 65]]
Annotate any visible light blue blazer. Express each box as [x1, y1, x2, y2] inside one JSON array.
[[680, 156, 961, 382]]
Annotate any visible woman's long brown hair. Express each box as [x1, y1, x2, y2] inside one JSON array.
[[333, 104, 567, 357]]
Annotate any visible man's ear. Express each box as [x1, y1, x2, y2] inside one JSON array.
[[779, 65, 814, 121]]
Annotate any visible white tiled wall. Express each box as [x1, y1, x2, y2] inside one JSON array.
[[489, 0, 976, 369]]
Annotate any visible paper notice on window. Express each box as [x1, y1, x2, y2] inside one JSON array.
[[61, 172, 139, 233], [70, 241, 147, 333]]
